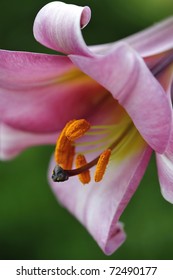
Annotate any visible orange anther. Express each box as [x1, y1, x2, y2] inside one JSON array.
[[65, 145, 75, 170], [65, 119, 90, 141], [55, 120, 76, 169], [94, 149, 111, 182], [75, 154, 91, 184]]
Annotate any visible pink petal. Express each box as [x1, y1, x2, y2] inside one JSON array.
[[0, 123, 57, 160], [70, 43, 172, 153], [48, 130, 152, 255], [33, 3, 172, 152], [33, 2, 173, 59], [33, 2, 92, 56], [156, 64, 173, 203], [124, 17, 173, 57], [95, 17, 173, 58], [0, 50, 106, 133], [0, 96, 116, 160], [156, 145, 173, 203]]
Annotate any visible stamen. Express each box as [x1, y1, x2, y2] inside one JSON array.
[[65, 123, 132, 178], [94, 149, 111, 182], [55, 120, 76, 169], [52, 118, 133, 184], [75, 154, 91, 184], [65, 119, 90, 141]]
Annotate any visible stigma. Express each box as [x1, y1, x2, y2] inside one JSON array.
[[52, 118, 132, 184]]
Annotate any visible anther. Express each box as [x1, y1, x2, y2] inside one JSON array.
[[94, 149, 111, 182], [65, 119, 90, 141], [75, 154, 91, 184], [65, 145, 75, 170], [55, 120, 76, 169]]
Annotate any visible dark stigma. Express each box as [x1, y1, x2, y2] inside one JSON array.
[[52, 165, 69, 182]]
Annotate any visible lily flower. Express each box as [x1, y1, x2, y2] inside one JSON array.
[[0, 1, 173, 255]]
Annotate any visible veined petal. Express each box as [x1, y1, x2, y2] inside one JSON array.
[[156, 64, 173, 203], [33, 2, 173, 59], [49, 125, 152, 255], [70, 43, 172, 153], [33, 3, 172, 152], [0, 50, 106, 133], [33, 1, 92, 56], [93, 17, 173, 58], [156, 145, 173, 203], [0, 123, 57, 160], [125, 17, 173, 57]]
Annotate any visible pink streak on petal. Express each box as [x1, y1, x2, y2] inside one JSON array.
[[33, 1, 92, 56], [48, 139, 152, 255], [0, 50, 106, 133], [0, 84, 115, 160], [70, 43, 172, 153], [0, 50, 74, 84], [0, 123, 57, 160]]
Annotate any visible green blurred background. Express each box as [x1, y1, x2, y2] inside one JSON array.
[[0, 0, 173, 260]]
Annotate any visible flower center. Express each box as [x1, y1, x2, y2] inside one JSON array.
[[52, 118, 133, 184]]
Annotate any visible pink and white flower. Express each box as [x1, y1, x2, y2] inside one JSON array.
[[0, 2, 173, 255]]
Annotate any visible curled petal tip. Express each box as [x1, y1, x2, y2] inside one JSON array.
[[103, 223, 126, 255], [33, 1, 92, 56]]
